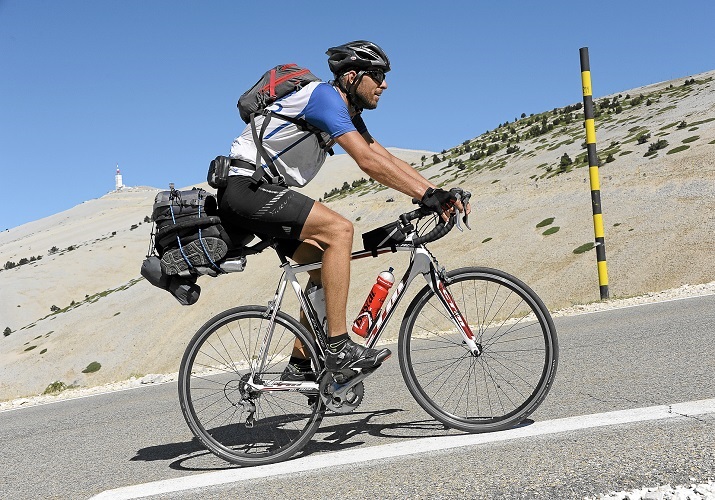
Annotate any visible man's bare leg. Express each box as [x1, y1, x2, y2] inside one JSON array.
[[298, 201, 391, 371], [289, 239, 324, 359], [298, 202, 353, 337]]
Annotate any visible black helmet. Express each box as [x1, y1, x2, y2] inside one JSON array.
[[326, 40, 391, 76]]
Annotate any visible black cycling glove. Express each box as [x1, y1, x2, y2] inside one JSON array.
[[421, 187, 457, 215]]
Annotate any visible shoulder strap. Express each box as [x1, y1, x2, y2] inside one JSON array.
[[248, 107, 337, 185], [269, 111, 334, 155], [249, 112, 285, 185]]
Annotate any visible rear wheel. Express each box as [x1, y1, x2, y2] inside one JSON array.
[[399, 267, 558, 433], [178, 306, 323, 465]]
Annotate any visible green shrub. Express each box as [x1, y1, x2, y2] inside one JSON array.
[[542, 227, 560, 236], [682, 136, 699, 143], [647, 139, 668, 152], [573, 242, 595, 254], [82, 361, 102, 374], [536, 217, 555, 228], [667, 145, 690, 155], [43, 381, 67, 395]]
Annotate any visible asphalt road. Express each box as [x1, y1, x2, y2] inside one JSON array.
[[1, 295, 713, 499]]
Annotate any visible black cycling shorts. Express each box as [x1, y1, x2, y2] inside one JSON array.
[[217, 175, 315, 258]]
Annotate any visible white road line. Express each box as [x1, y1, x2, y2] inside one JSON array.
[[91, 398, 715, 500]]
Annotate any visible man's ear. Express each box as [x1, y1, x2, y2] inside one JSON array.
[[342, 70, 358, 86]]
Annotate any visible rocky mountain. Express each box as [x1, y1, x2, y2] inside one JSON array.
[[1, 71, 713, 401]]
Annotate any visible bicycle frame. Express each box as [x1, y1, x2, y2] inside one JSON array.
[[252, 241, 480, 380]]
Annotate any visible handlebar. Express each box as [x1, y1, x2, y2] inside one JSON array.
[[399, 189, 471, 246]]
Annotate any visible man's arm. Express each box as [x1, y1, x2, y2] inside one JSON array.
[[335, 130, 430, 200], [346, 130, 472, 217], [360, 131, 437, 191]]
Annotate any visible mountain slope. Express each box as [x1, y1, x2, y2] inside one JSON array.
[[1, 72, 713, 401]]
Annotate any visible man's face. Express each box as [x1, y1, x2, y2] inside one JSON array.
[[353, 69, 388, 110]]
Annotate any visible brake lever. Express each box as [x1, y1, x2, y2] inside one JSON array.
[[454, 192, 472, 231], [454, 212, 463, 232]]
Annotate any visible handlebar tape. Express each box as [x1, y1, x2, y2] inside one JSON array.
[[412, 217, 455, 246]]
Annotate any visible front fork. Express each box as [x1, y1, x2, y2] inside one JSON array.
[[427, 261, 482, 357]]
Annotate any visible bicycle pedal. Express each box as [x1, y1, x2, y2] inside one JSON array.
[[331, 369, 357, 384]]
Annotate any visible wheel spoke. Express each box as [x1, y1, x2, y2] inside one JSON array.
[[400, 268, 558, 433], [179, 308, 324, 465]]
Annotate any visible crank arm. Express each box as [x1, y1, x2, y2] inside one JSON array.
[[331, 367, 376, 399]]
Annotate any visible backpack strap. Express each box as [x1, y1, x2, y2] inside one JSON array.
[[248, 108, 335, 185], [249, 111, 285, 185], [269, 111, 335, 156]]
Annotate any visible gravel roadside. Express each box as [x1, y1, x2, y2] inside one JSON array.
[[2, 280, 713, 413]]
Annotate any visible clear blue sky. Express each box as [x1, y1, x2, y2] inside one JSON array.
[[2, 0, 713, 230]]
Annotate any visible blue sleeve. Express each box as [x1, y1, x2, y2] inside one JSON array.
[[303, 83, 357, 138]]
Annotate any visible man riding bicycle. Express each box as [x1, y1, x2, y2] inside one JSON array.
[[217, 40, 469, 377]]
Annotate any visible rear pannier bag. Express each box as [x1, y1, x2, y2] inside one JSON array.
[[141, 186, 254, 305], [151, 187, 228, 275]]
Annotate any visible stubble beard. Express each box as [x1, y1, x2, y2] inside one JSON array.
[[354, 87, 379, 110]]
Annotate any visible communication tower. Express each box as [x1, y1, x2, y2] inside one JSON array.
[[115, 165, 124, 190]]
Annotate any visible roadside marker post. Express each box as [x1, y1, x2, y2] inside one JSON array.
[[579, 47, 609, 300]]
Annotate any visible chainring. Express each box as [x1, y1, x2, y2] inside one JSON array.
[[319, 374, 365, 414]]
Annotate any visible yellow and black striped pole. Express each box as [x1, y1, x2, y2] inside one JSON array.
[[580, 47, 609, 300]]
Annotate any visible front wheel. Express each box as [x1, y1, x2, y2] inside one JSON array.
[[178, 306, 324, 466], [398, 267, 558, 433]]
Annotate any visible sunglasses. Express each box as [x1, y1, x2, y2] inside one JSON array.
[[364, 69, 386, 85]]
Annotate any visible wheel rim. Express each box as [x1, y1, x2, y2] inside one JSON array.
[[402, 271, 556, 428], [180, 310, 322, 462]]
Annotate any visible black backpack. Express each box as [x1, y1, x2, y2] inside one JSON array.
[[236, 64, 333, 184], [237, 64, 320, 123]]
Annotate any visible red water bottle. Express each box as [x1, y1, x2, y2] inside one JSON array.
[[352, 267, 395, 337]]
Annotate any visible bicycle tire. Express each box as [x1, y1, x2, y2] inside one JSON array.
[[398, 267, 558, 433], [178, 305, 324, 466]]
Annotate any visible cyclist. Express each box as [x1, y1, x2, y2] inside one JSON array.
[[217, 40, 469, 378]]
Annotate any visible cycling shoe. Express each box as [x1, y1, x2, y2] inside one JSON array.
[[325, 337, 391, 372], [281, 364, 318, 407], [280, 363, 317, 382]]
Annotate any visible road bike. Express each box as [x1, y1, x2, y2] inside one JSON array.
[[178, 192, 559, 466]]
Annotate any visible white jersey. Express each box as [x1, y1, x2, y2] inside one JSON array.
[[229, 81, 366, 187]]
